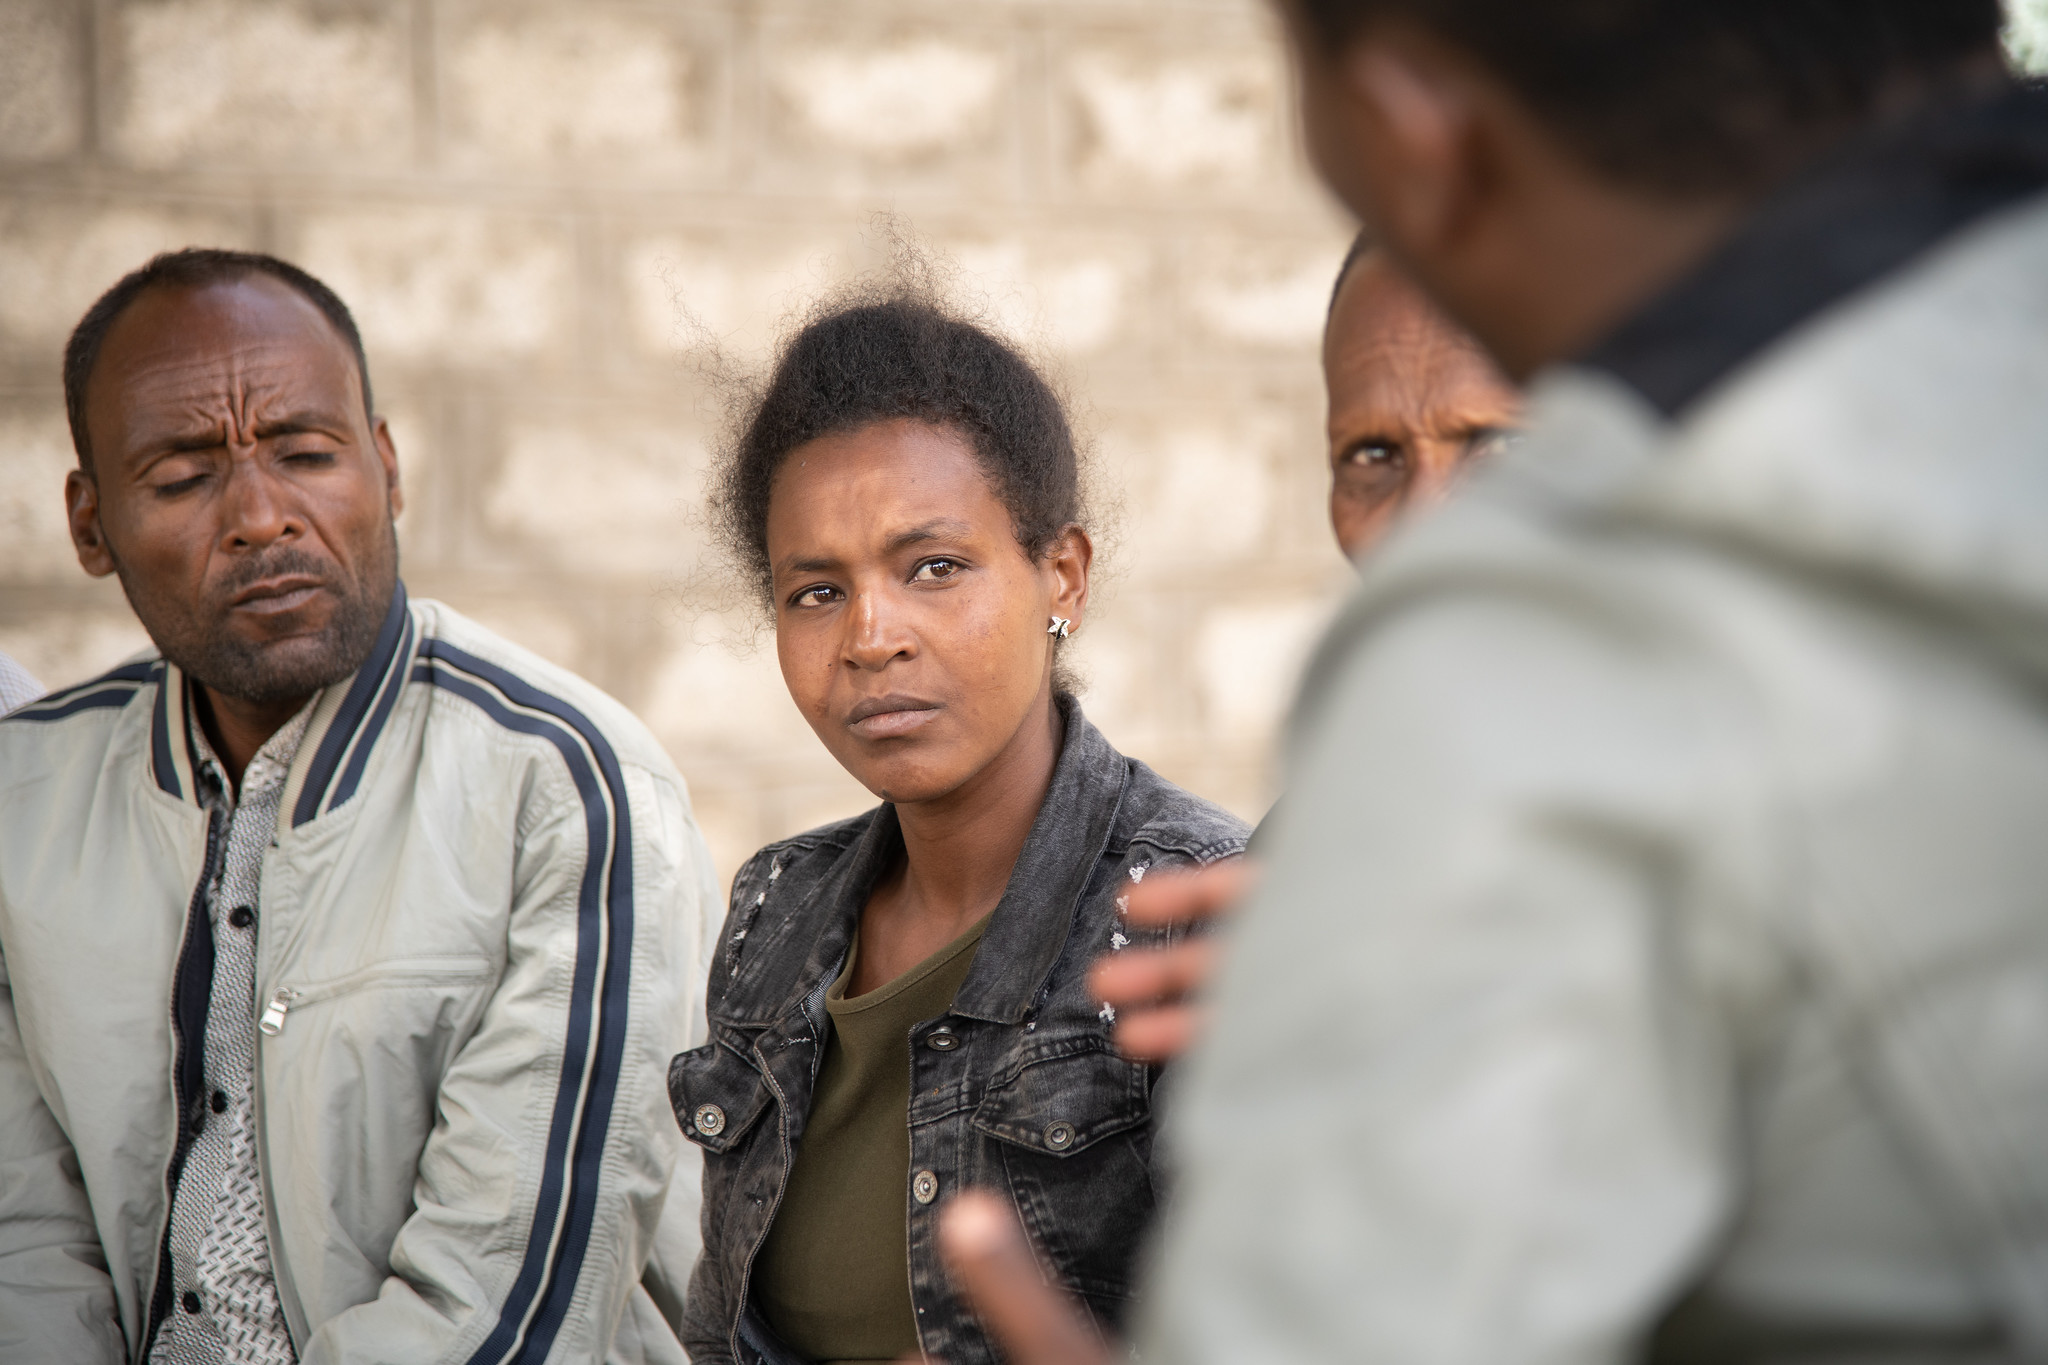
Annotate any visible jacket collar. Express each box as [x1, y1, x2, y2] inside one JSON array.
[[738, 696, 1131, 1031], [1583, 82, 2048, 418], [952, 697, 1128, 1024], [147, 582, 418, 828]]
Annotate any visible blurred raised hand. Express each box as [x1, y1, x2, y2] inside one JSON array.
[[1089, 859, 1255, 1063], [933, 1191, 1114, 1365]]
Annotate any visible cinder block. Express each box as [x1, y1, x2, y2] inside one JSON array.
[[291, 207, 573, 362], [0, 199, 257, 347], [758, 23, 1015, 194], [109, 0, 411, 170], [621, 229, 856, 363], [443, 6, 713, 169], [0, 405, 81, 582], [480, 409, 707, 576], [1194, 596, 1333, 745], [0, 0, 83, 161], [1061, 43, 1284, 195], [636, 611, 818, 758], [1181, 234, 1350, 351], [1062, 617, 1175, 759], [941, 234, 1146, 359], [1096, 411, 1286, 570]]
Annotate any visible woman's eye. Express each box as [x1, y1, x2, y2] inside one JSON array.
[[791, 584, 840, 608], [911, 558, 962, 583], [1463, 428, 1519, 462]]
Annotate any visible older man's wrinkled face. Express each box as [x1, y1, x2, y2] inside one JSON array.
[[67, 275, 402, 704], [1325, 252, 1521, 559]]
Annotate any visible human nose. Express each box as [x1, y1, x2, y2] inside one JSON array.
[[219, 457, 304, 552], [842, 586, 915, 672]]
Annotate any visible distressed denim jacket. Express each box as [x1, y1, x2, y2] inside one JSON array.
[[670, 700, 1249, 1365]]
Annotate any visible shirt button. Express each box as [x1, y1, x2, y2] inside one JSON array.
[[692, 1104, 726, 1137], [211, 1091, 228, 1114], [1044, 1120, 1077, 1151], [912, 1169, 939, 1205], [924, 1026, 959, 1052], [181, 1291, 202, 1314], [229, 906, 254, 929]]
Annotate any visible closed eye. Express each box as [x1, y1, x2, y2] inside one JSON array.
[[153, 473, 209, 498]]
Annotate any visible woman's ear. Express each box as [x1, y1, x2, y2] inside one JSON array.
[[1047, 525, 1092, 631]]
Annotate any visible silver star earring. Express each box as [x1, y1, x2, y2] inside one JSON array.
[[1047, 616, 1073, 639]]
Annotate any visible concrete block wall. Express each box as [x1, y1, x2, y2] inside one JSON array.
[[0, 0, 1355, 891]]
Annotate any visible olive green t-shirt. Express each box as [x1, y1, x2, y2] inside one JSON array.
[[753, 915, 990, 1365]]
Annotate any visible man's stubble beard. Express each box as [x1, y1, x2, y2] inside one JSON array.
[[114, 524, 399, 705]]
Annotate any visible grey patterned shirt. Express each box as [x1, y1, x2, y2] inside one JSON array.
[[0, 649, 43, 715], [149, 698, 315, 1365]]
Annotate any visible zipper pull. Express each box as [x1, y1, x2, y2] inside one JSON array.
[[258, 987, 301, 1036]]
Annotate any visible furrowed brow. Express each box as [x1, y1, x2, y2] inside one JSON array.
[[252, 409, 351, 440]]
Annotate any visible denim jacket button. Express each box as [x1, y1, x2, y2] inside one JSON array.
[[1044, 1120, 1077, 1151], [925, 1025, 959, 1052], [693, 1103, 726, 1137], [912, 1169, 940, 1204]]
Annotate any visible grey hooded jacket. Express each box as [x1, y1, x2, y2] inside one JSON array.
[[1145, 86, 2048, 1364]]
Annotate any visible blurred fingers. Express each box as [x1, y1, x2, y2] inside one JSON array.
[[1089, 937, 1219, 1010], [1121, 858, 1256, 929], [1107, 1001, 1203, 1063], [939, 1190, 1113, 1365]]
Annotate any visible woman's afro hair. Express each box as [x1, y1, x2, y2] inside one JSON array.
[[708, 277, 1086, 611]]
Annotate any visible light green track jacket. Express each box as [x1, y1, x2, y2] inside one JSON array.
[[0, 591, 719, 1364]]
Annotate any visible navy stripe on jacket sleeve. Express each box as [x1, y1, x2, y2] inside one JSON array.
[[412, 639, 637, 1365]]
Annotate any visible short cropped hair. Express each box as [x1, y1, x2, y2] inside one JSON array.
[[63, 248, 374, 472], [1295, 0, 2006, 194], [710, 288, 1086, 611]]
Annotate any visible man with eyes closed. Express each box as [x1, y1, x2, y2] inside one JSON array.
[[0, 248, 717, 1364], [669, 290, 1247, 1365]]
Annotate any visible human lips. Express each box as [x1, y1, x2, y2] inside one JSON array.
[[844, 694, 942, 740], [229, 574, 326, 616]]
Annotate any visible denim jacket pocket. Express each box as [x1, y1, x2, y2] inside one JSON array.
[[669, 1037, 775, 1155], [971, 1042, 1155, 1304]]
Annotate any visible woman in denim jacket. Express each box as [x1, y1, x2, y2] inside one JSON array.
[[669, 286, 1248, 1365]]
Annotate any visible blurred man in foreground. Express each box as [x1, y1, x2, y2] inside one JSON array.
[[0, 249, 717, 1362], [946, 0, 2048, 1359]]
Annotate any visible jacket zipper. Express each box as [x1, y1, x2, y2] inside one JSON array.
[[139, 807, 225, 1365], [257, 987, 299, 1035], [251, 904, 310, 1355], [252, 959, 496, 1037]]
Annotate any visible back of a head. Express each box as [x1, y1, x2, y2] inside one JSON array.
[[1295, 0, 2008, 194]]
